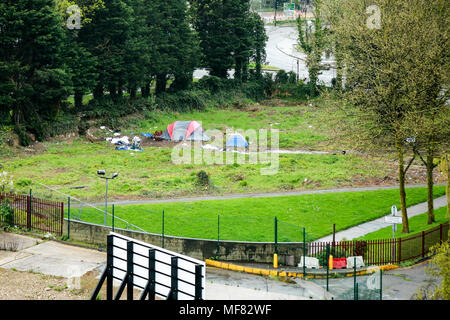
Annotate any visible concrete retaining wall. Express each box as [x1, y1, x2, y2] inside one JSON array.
[[64, 219, 305, 264]]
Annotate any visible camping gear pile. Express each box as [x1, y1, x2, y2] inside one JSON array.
[[102, 127, 143, 152]]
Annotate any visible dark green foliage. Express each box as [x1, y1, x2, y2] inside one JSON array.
[[0, 199, 14, 226], [156, 91, 207, 113], [0, 0, 71, 145], [196, 170, 210, 187], [275, 70, 289, 84], [190, 0, 267, 79]]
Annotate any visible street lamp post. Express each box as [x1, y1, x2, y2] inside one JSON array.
[[97, 170, 119, 226]]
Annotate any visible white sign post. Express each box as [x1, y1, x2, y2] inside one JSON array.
[[384, 205, 402, 263]]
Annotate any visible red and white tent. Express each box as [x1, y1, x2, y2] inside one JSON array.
[[161, 121, 210, 142]]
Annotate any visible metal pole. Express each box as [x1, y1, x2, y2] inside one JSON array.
[[68, 197, 70, 239], [332, 223, 336, 256], [380, 269, 383, 300], [162, 210, 165, 248], [353, 256, 357, 300], [104, 178, 108, 226], [112, 204, 115, 232], [274, 217, 278, 254], [127, 241, 134, 300], [27, 189, 32, 231], [303, 227, 306, 277], [326, 244, 329, 291], [217, 215, 220, 257], [274, 0, 277, 26]]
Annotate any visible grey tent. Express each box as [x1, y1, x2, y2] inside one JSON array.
[[161, 121, 210, 142]]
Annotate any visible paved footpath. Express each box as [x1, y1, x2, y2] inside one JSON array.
[[315, 195, 447, 242]]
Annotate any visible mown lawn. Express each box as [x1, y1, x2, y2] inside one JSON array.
[[68, 186, 446, 242]]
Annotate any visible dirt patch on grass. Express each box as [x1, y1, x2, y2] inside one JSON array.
[[0, 267, 91, 300], [0, 267, 149, 300]]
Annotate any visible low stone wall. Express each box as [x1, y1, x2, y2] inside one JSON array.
[[64, 219, 305, 264]]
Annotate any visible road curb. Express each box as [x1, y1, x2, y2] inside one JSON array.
[[205, 259, 399, 279]]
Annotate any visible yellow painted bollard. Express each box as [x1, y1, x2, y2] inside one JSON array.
[[273, 254, 278, 268], [329, 255, 333, 270]]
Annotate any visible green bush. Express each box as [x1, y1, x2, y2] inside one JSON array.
[[0, 200, 14, 226], [156, 90, 207, 112], [196, 170, 210, 187], [15, 178, 32, 187]]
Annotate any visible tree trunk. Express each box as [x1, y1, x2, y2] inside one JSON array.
[[74, 91, 83, 110], [141, 82, 150, 98], [93, 84, 103, 100], [155, 74, 167, 95], [129, 85, 137, 101], [446, 155, 449, 219], [396, 141, 410, 233], [108, 83, 117, 101], [426, 153, 435, 224]]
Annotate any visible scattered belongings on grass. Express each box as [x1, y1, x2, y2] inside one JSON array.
[[141, 133, 153, 138]]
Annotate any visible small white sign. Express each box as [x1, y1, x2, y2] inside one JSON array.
[[391, 205, 397, 216], [385, 216, 402, 224]]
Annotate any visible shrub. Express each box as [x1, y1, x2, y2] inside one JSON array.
[[275, 70, 289, 84], [0, 200, 14, 226], [156, 90, 207, 112], [14, 124, 31, 146], [196, 170, 210, 187], [15, 178, 32, 187]]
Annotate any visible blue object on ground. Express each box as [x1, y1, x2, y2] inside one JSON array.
[[141, 133, 153, 138]]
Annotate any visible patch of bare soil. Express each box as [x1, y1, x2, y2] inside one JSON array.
[[0, 268, 156, 300], [0, 267, 91, 300]]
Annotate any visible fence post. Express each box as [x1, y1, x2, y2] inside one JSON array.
[[302, 227, 306, 277], [216, 215, 220, 258], [170, 257, 178, 300], [127, 241, 134, 300], [332, 224, 336, 256], [353, 256, 357, 300], [380, 269, 383, 300], [422, 231, 425, 259], [273, 217, 278, 268], [148, 249, 156, 300], [195, 264, 203, 300], [60, 201, 64, 236], [112, 204, 115, 232], [106, 235, 114, 300], [162, 210, 165, 249], [398, 237, 402, 264], [67, 197, 70, 239], [27, 189, 32, 231], [274, 216, 278, 254], [326, 243, 330, 292]]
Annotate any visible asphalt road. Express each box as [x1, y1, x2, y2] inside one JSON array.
[[193, 25, 336, 86], [1, 232, 439, 300]]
